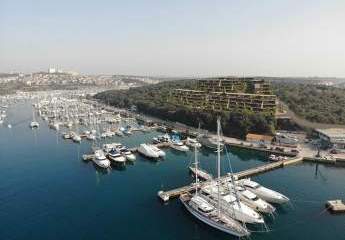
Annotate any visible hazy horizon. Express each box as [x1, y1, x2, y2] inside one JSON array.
[[1, 0, 345, 78]]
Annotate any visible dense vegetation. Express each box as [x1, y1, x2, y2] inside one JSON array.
[[95, 81, 275, 139], [273, 82, 345, 124]]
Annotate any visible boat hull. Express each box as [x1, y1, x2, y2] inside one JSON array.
[[180, 197, 249, 237]]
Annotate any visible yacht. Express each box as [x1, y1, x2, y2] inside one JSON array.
[[180, 193, 249, 237], [186, 137, 202, 148], [115, 130, 124, 137], [170, 140, 189, 152], [150, 144, 166, 158], [30, 121, 39, 128], [201, 183, 264, 224], [189, 166, 213, 181], [228, 183, 276, 214], [238, 178, 290, 204], [62, 132, 71, 139], [107, 148, 126, 165], [197, 134, 224, 150], [86, 134, 96, 141], [116, 145, 136, 161], [72, 133, 81, 143], [93, 149, 111, 168], [137, 144, 160, 159]]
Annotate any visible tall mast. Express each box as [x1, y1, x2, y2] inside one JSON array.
[[194, 145, 198, 195], [217, 117, 221, 216]]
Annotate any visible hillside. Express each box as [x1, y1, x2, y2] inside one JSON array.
[[94, 80, 275, 139], [272, 82, 345, 125]]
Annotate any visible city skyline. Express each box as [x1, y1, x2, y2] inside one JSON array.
[[1, 0, 345, 77]]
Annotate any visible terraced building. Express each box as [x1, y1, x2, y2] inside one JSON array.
[[169, 77, 276, 114]]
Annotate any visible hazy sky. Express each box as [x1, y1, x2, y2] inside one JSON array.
[[1, 0, 345, 77]]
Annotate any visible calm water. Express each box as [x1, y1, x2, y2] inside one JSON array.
[[0, 103, 344, 240]]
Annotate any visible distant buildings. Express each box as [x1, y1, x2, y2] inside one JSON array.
[[169, 77, 277, 114]]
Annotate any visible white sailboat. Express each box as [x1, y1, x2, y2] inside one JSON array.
[[180, 118, 250, 237]]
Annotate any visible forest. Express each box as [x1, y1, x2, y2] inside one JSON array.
[[272, 82, 345, 124]]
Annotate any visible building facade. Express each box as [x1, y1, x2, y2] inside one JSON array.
[[169, 77, 276, 114]]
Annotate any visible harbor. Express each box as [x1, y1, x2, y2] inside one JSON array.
[[0, 93, 345, 240]]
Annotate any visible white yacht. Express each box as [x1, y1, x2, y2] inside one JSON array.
[[201, 183, 264, 224], [115, 130, 124, 137], [150, 144, 165, 157], [197, 134, 224, 150], [137, 144, 160, 159], [116, 145, 136, 161], [93, 149, 111, 168], [170, 140, 189, 152], [228, 184, 276, 214], [30, 121, 39, 128], [186, 137, 202, 148], [72, 133, 81, 143], [238, 178, 290, 204], [189, 166, 213, 181], [107, 148, 126, 165], [86, 134, 96, 141]]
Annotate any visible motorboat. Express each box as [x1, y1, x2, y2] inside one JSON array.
[[93, 149, 111, 168], [228, 184, 276, 214], [116, 145, 136, 161], [170, 140, 189, 152], [150, 144, 166, 158], [30, 121, 39, 128], [72, 133, 81, 143], [186, 137, 202, 148], [86, 134, 96, 140], [137, 144, 160, 159], [189, 166, 213, 181], [197, 134, 224, 150], [62, 132, 71, 139], [115, 130, 124, 137], [238, 178, 290, 204], [107, 148, 126, 165]]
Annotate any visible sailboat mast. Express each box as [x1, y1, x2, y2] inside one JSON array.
[[217, 117, 221, 216], [194, 145, 199, 194]]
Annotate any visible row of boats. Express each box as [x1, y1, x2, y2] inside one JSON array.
[[88, 143, 136, 168], [178, 119, 289, 237]]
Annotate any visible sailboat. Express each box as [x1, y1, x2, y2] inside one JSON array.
[[180, 118, 250, 237]]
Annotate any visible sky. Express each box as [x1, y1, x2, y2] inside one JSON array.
[[1, 0, 345, 77]]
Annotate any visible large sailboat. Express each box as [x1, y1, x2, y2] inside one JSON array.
[[180, 118, 250, 237]]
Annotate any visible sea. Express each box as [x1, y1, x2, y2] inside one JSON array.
[[0, 102, 344, 240]]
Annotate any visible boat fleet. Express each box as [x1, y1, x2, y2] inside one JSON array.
[[179, 118, 290, 238]]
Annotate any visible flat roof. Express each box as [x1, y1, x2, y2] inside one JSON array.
[[316, 128, 345, 139]]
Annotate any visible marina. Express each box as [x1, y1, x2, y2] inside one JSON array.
[[0, 93, 344, 240]]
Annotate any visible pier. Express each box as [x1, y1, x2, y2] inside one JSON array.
[[158, 158, 304, 202]]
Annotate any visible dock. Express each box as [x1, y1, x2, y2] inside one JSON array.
[[157, 158, 305, 202]]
